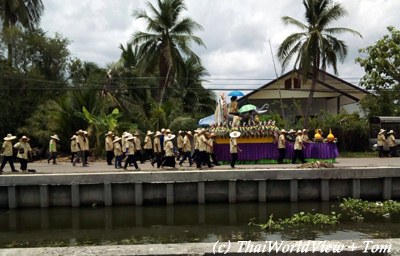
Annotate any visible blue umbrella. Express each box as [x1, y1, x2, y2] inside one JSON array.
[[228, 90, 244, 97], [198, 114, 215, 126]]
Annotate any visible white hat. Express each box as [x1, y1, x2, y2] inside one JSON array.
[[388, 130, 395, 134], [51, 134, 60, 140], [302, 129, 307, 132], [186, 131, 192, 136], [70, 135, 77, 140], [4, 133, 16, 141], [280, 129, 287, 133], [126, 135, 135, 141], [161, 128, 166, 133], [105, 131, 113, 136], [164, 134, 176, 141], [378, 129, 386, 135], [21, 135, 28, 140], [229, 131, 241, 138], [146, 130, 154, 136], [154, 131, 162, 137], [113, 136, 121, 143], [123, 133, 132, 138], [165, 129, 171, 134], [288, 129, 296, 134], [296, 130, 303, 135], [134, 131, 140, 136], [76, 129, 85, 134]]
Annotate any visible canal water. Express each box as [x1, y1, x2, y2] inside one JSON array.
[[1, 201, 400, 248]]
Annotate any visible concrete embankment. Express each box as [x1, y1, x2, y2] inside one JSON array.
[[0, 239, 399, 255], [1, 164, 400, 208]]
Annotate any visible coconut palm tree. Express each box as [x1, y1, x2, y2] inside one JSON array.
[[0, 0, 44, 66], [130, 0, 205, 104], [277, 0, 361, 128]]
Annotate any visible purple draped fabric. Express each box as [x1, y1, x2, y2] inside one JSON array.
[[213, 142, 339, 161]]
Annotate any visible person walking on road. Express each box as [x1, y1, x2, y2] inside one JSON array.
[[292, 130, 306, 164], [48, 135, 60, 164], [229, 131, 241, 168], [105, 131, 114, 165], [14, 136, 32, 172], [0, 133, 18, 173], [277, 129, 287, 164]]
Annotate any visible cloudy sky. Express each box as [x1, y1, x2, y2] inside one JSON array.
[[40, 0, 400, 90]]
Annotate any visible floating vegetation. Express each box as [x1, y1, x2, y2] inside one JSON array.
[[339, 198, 400, 221], [250, 211, 340, 231]]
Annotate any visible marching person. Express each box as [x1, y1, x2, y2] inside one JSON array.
[[0, 133, 18, 173], [302, 129, 310, 142], [133, 131, 144, 164], [13, 136, 32, 172], [207, 132, 220, 166], [377, 129, 386, 158], [143, 130, 154, 161], [229, 131, 241, 168], [292, 130, 306, 164], [277, 129, 287, 164], [70, 135, 78, 163], [192, 129, 200, 162], [73, 130, 87, 167], [48, 134, 60, 165], [83, 131, 90, 165], [196, 129, 213, 170], [113, 136, 122, 169], [151, 131, 162, 168], [176, 130, 184, 161], [105, 131, 114, 165], [179, 131, 193, 167], [123, 135, 140, 171], [161, 133, 176, 169], [387, 130, 397, 157], [286, 129, 296, 142]]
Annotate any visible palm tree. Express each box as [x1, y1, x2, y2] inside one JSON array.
[[130, 0, 205, 104], [277, 0, 361, 128], [0, 0, 44, 66]]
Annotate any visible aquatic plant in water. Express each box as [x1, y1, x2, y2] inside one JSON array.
[[339, 198, 400, 221]]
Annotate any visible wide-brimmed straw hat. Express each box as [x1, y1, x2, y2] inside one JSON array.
[[105, 131, 113, 136], [288, 129, 295, 134], [134, 131, 140, 136], [378, 129, 386, 135], [146, 130, 154, 136], [122, 132, 131, 138], [4, 134, 16, 141], [113, 136, 121, 143], [21, 135, 28, 140], [296, 130, 303, 135], [229, 131, 241, 138], [164, 134, 176, 141], [165, 129, 171, 134], [154, 131, 162, 137], [126, 135, 135, 141], [388, 130, 395, 134], [70, 135, 77, 140], [51, 134, 60, 140], [186, 131, 192, 136], [76, 129, 85, 134], [280, 129, 287, 133]]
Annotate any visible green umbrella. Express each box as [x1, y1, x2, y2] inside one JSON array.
[[239, 104, 257, 113]]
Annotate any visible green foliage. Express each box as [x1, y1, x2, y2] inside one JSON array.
[[250, 212, 340, 232], [306, 111, 369, 151], [339, 198, 400, 221], [169, 116, 198, 132], [356, 26, 400, 118]]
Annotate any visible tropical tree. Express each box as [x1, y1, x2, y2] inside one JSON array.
[[277, 0, 361, 128], [130, 0, 205, 104], [0, 0, 44, 66], [356, 26, 400, 117]]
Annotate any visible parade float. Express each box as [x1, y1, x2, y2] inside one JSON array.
[[201, 93, 339, 164]]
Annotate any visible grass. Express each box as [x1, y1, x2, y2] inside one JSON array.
[[339, 151, 377, 158]]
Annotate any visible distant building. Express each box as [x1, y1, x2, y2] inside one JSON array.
[[238, 69, 369, 122]]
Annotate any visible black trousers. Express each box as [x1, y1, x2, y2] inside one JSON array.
[[378, 146, 384, 157], [144, 149, 153, 161], [278, 148, 286, 164], [210, 153, 219, 165], [18, 158, 28, 171], [292, 149, 306, 164], [0, 156, 16, 171], [179, 151, 193, 166], [106, 150, 114, 165], [196, 151, 211, 168], [161, 156, 176, 168], [152, 152, 162, 168], [124, 155, 139, 169], [48, 152, 57, 164], [230, 153, 238, 168]]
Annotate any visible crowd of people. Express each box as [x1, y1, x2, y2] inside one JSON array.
[[377, 129, 397, 157]]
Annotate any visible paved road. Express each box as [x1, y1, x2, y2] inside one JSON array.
[[0, 157, 398, 175]]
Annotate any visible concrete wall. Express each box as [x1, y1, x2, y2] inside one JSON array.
[[1, 167, 400, 208]]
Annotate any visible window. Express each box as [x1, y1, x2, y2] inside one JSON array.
[[284, 78, 291, 89], [293, 77, 301, 88]]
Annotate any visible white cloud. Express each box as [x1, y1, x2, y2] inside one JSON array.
[[40, 0, 400, 88]]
